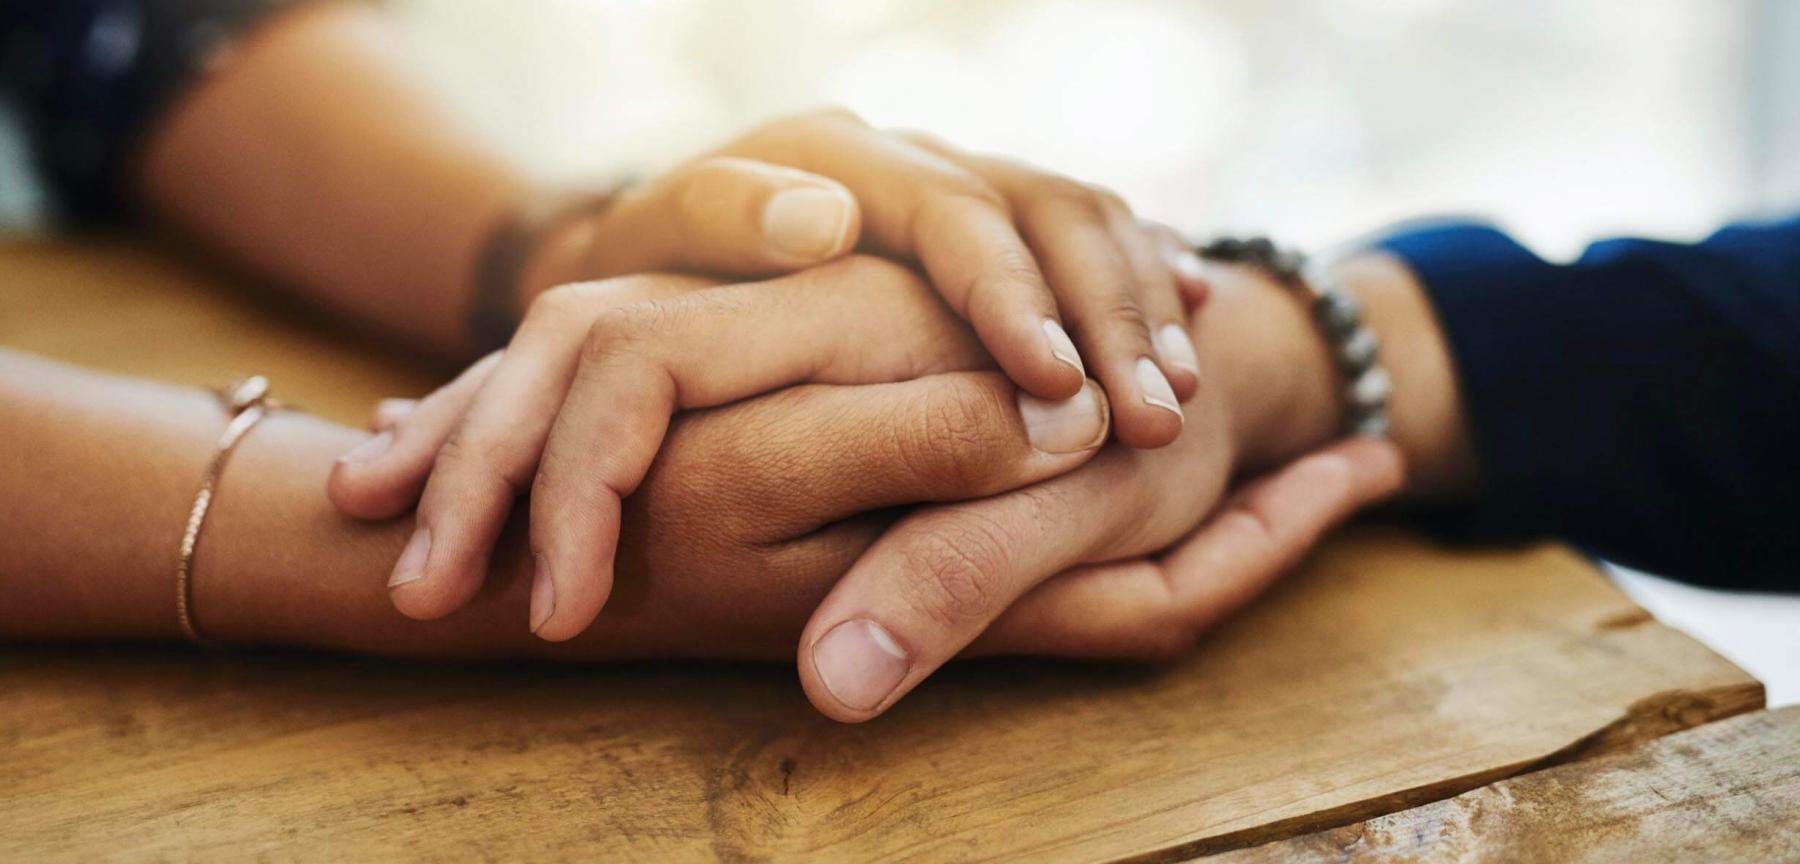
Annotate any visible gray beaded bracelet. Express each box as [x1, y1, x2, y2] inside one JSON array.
[[1196, 236, 1392, 437]]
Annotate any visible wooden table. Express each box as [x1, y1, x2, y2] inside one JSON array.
[[1, 240, 1791, 862]]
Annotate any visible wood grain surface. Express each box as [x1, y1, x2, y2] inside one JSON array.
[[0, 238, 443, 425], [0, 240, 1770, 862], [1211, 705, 1800, 863]]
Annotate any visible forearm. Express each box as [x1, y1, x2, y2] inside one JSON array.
[[134, 1, 529, 359], [0, 349, 530, 650], [0, 350, 844, 658]]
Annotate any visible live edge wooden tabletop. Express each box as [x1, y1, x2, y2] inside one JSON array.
[[0, 240, 1772, 862]]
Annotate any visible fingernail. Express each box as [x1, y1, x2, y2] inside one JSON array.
[[1170, 249, 1206, 282], [1018, 381, 1107, 453], [338, 431, 392, 466], [375, 399, 416, 425], [1154, 323, 1200, 377], [529, 554, 555, 634], [1042, 319, 1085, 375], [388, 527, 430, 588], [812, 619, 910, 712], [762, 186, 855, 259], [1135, 356, 1183, 418]]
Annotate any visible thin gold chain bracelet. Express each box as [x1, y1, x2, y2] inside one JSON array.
[[175, 375, 278, 645]]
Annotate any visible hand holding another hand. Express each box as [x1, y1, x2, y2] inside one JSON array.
[[330, 254, 1403, 720], [332, 257, 1113, 641], [524, 108, 1211, 444]]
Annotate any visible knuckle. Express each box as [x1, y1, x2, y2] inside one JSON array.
[[900, 513, 1014, 628], [902, 379, 1011, 488], [1090, 294, 1150, 336], [1012, 485, 1075, 533], [1087, 184, 1132, 220], [894, 127, 947, 152], [526, 281, 588, 325], [529, 276, 662, 331], [1036, 176, 1106, 215], [433, 428, 526, 496], [582, 299, 671, 362], [954, 247, 1046, 313], [918, 178, 1008, 221]]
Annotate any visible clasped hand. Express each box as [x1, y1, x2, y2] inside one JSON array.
[[327, 109, 1401, 722]]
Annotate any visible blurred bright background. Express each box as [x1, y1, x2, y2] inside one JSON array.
[[377, 0, 1800, 259], [3, 0, 1794, 699]]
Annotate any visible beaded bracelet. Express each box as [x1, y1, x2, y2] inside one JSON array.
[[1196, 236, 1392, 437]]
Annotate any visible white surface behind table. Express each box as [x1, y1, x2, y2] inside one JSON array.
[[1612, 565, 1800, 707]]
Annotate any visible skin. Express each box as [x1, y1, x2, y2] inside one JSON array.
[[8, 0, 1482, 717], [137, 0, 1203, 438], [330, 249, 1467, 719], [0, 250, 1457, 670], [133, 0, 1222, 645]]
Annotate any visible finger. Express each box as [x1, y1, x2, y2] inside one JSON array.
[[898, 135, 1186, 444], [727, 110, 1086, 402], [327, 355, 498, 520], [528, 258, 1097, 642], [1101, 198, 1199, 401], [386, 276, 714, 622], [1004, 178, 1184, 449], [656, 372, 1112, 545], [370, 398, 417, 432], [591, 156, 862, 278], [796, 436, 1196, 721], [974, 436, 1406, 660], [1146, 220, 1210, 308]]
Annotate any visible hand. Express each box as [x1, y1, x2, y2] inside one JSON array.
[[583, 423, 1400, 664], [329, 257, 1115, 640], [521, 113, 1210, 449], [306, 372, 1395, 667], [792, 258, 1402, 720], [699, 108, 1209, 447]]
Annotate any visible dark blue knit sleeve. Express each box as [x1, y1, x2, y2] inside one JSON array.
[[1375, 216, 1800, 590], [0, 0, 302, 223]]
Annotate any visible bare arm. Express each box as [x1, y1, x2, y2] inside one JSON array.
[[0, 349, 1116, 658], [133, 1, 529, 359]]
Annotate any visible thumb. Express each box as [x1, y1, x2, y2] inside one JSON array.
[[590, 156, 862, 278]]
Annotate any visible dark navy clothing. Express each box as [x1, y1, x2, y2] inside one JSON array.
[[0, 0, 298, 222], [1379, 217, 1800, 590]]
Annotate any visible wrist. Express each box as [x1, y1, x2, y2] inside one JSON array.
[[1201, 264, 1342, 474], [196, 414, 513, 653], [1201, 250, 1476, 500], [515, 209, 608, 304], [468, 192, 618, 354]]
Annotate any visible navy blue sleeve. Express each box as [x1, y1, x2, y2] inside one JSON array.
[[1376, 216, 1800, 591], [0, 0, 302, 223]]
